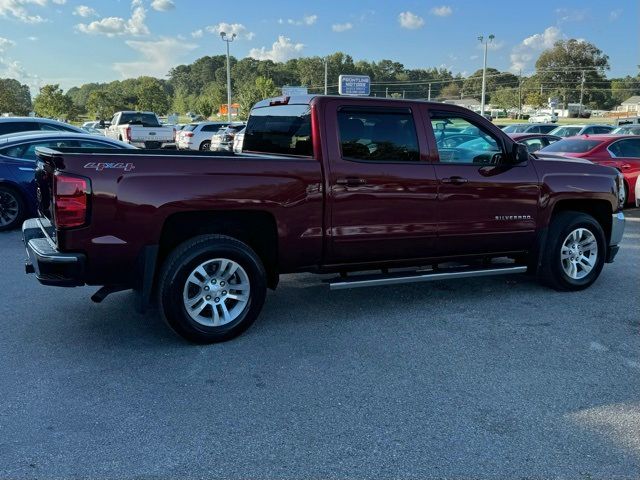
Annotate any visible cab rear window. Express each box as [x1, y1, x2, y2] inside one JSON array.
[[243, 104, 312, 157], [541, 139, 602, 153]]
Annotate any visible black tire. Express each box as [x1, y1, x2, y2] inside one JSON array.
[[158, 235, 267, 343], [539, 211, 606, 291], [622, 180, 629, 207], [0, 185, 26, 231], [199, 140, 211, 151]]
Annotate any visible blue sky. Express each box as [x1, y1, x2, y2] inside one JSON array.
[[0, 0, 637, 92]]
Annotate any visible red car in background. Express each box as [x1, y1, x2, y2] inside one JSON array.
[[539, 135, 640, 206]]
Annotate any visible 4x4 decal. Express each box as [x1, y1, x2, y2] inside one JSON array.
[[84, 162, 135, 172]]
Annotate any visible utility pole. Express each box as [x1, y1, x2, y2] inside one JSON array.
[[579, 70, 586, 113], [478, 34, 494, 117], [385, 87, 388, 98], [517, 70, 523, 117], [428, 83, 431, 101], [220, 32, 236, 122], [402, 90, 405, 99], [324, 58, 328, 95]]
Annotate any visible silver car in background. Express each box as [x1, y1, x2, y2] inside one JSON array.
[[210, 123, 246, 152]]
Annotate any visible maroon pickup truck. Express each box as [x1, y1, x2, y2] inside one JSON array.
[[23, 96, 626, 343]]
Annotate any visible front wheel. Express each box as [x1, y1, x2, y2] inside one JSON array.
[[539, 211, 606, 291], [158, 235, 267, 343]]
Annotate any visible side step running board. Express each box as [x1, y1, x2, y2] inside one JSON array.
[[328, 265, 527, 290]]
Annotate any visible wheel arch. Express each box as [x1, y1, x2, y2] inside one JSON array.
[[157, 210, 279, 289], [550, 199, 612, 242]]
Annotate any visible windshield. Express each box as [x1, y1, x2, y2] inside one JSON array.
[[612, 126, 640, 135], [119, 112, 161, 127], [540, 138, 603, 153], [502, 125, 528, 133], [549, 126, 582, 137], [183, 123, 198, 132]]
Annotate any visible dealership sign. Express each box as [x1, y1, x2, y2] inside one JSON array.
[[339, 75, 371, 96]]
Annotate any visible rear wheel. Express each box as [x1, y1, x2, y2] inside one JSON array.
[[158, 235, 267, 343], [199, 140, 211, 151], [0, 185, 25, 231], [539, 211, 606, 291]]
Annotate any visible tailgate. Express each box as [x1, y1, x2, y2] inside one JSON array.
[[130, 126, 173, 142]]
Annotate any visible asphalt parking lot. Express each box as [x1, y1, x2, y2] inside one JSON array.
[[0, 210, 638, 479]]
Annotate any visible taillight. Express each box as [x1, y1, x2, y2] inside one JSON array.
[[54, 174, 90, 228], [185, 132, 194, 137], [125, 126, 132, 141]]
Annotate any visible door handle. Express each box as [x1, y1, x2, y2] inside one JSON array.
[[441, 176, 468, 185], [336, 177, 367, 187]]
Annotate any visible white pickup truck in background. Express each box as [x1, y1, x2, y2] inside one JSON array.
[[103, 111, 175, 149]]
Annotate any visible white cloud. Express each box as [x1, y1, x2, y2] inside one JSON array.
[[0, 36, 16, 52], [51, 0, 65, 4], [282, 14, 317, 26], [0, 0, 49, 23], [248, 35, 304, 62], [27, 35, 37, 41], [430, 6, 452, 17], [151, 0, 174, 11], [76, 0, 149, 36], [113, 36, 198, 78], [609, 9, 622, 21], [205, 22, 254, 40], [398, 11, 424, 29], [73, 5, 96, 17], [332, 22, 352, 32], [510, 26, 562, 72], [0, 37, 41, 92], [191, 29, 203, 38], [555, 8, 588, 23]]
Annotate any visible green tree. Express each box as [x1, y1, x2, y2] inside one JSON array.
[[134, 76, 170, 113], [462, 68, 519, 101], [33, 84, 73, 119], [610, 76, 640, 105], [491, 87, 520, 109], [438, 82, 462, 100], [86, 90, 114, 119], [194, 82, 226, 117], [535, 39, 610, 108], [237, 76, 280, 118], [0, 78, 32, 115]]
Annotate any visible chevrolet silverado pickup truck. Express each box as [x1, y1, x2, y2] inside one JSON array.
[[104, 111, 174, 149], [23, 96, 626, 343]]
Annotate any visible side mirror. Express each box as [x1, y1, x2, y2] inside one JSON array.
[[98, 120, 105, 128], [513, 142, 529, 163]]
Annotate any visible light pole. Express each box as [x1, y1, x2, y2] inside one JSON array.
[[220, 31, 236, 122], [478, 34, 494, 117]]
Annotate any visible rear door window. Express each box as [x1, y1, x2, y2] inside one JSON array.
[[244, 104, 313, 157], [38, 122, 77, 132], [3, 140, 80, 161], [337, 108, 419, 162], [0, 121, 37, 135], [609, 139, 640, 158]]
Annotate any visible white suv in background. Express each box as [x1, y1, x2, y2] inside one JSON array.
[[176, 122, 229, 151]]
